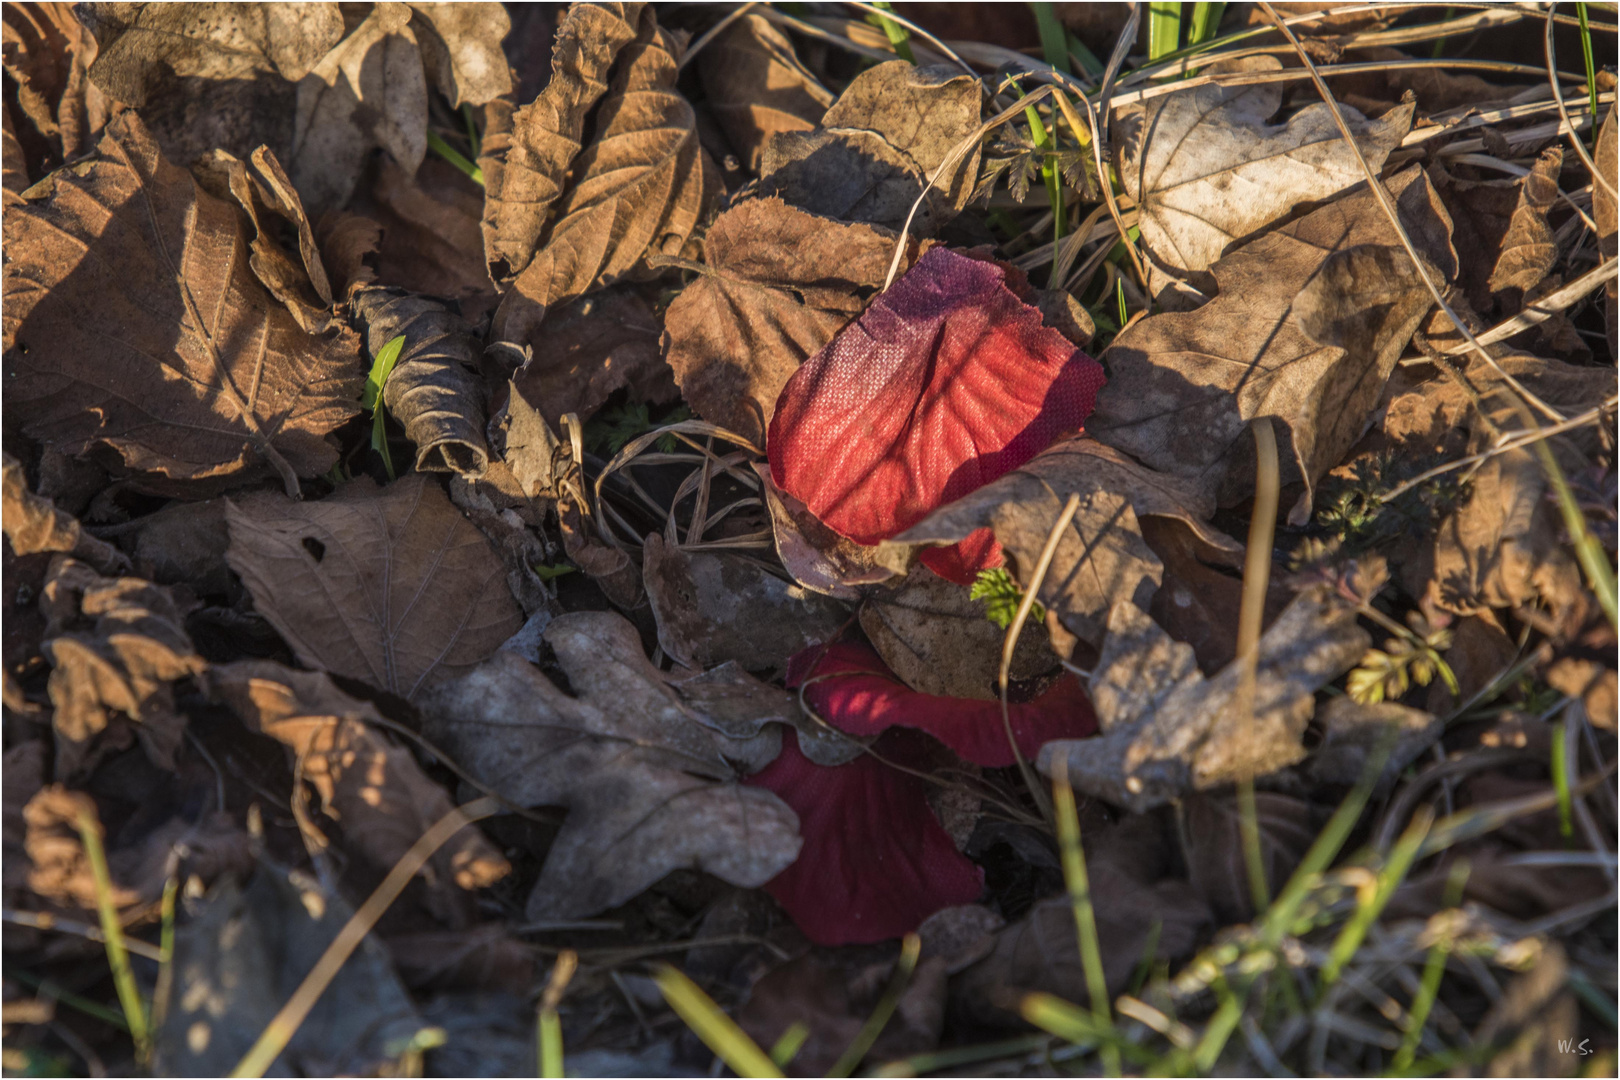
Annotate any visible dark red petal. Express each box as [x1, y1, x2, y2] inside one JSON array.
[[768, 245, 1106, 545], [786, 642, 1097, 767], [916, 528, 1003, 586], [744, 729, 983, 945]]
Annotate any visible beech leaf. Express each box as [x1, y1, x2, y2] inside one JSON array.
[[2, 112, 363, 497], [223, 474, 523, 701], [1116, 55, 1414, 282], [1087, 167, 1456, 523], [663, 197, 917, 447], [417, 612, 802, 920]]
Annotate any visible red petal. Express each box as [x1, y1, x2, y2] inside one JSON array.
[[786, 642, 1097, 767], [768, 246, 1106, 545], [917, 528, 1003, 585], [745, 729, 983, 945]]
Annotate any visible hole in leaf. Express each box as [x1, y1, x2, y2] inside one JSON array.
[[301, 537, 326, 563]]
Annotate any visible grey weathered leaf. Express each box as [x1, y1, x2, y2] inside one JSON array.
[[1115, 55, 1414, 283], [351, 286, 491, 477], [418, 612, 802, 920], [1037, 590, 1370, 812], [1087, 167, 1456, 523], [224, 474, 523, 701], [1307, 696, 1442, 788], [506, 285, 672, 430]]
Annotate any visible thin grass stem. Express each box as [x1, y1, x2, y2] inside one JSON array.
[[652, 963, 783, 1078], [74, 804, 149, 1063], [829, 934, 921, 1076], [1051, 757, 1120, 1076]]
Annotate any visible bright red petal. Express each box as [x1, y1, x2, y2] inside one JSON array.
[[768, 246, 1106, 545], [786, 642, 1097, 767], [744, 729, 983, 945], [917, 528, 1003, 585]]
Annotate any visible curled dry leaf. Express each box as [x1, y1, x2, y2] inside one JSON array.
[[858, 566, 1059, 700], [154, 861, 425, 1077], [220, 145, 335, 333], [1089, 167, 1456, 523], [1596, 108, 1616, 358], [39, 557, 205, 779], [697, 13, 831, 172], [896, 437, 1240, 651], [480, 1, 644, 282], [2, 112, 363, 497], [211, 659, 509, 918], [1180, 790, 1316, 923], [1116, 55, 1414, 284], [1038, 590, 1369, 813], [351, 286, 491, 477], [292, 1, 428, 217], [418, 612, 801, 920], [224, 474, 523, 701], [79, 1, 344, 105], [491, 6, 711, 347], [769, 246, 1106, 581], [3, 453, 130, 575], [753, 462, 912, 600], [407, 2, 513, 108], [3, 1, 105, 168], [760, 60, 981, 233], [663, 197, 916, 448], [1485, 147, 1561, 308], [642, 532, 849, 672]]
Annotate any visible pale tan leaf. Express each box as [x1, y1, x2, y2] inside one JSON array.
[[2, 453, 130, 575], [223, 474, 523, 701], [1486, 147, 1562, 306], [407, 2, 512, 108], [2, 112, 363, 496]]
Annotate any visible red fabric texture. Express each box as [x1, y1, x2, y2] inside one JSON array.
[[767, 246, 1106, 550], [744, 728, 984, 945], [787, 642, 1098, 767]]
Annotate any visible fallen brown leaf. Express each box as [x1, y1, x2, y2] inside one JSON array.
[[894, 437, 1241, 651], [491, 6, 711, 347], [2, 452, 130, 575], [3, 2, 105, 170], [1307, 696, 1442, 789], [663, 197, 916, 447], [418, 611, 801, 920], [407, 2, 512, 108], [1038, 589, 1369, 812], [224, 474, 523, 700], [360, 155, 499, 322], [1596, 108, 1616, 359], [2, 112, 363, 497], [220, 144, 335, 333], [1487, 147, 1561, 310], [1180, 790, 1316, 923], [643, 532, 848, 672], [211, 659, 510, 919], [39, 557, 205, 779], [754, 463, 911, 600], [698, 13, 830, 172], [1088, 167, 1456, 523], [351, 286, 491, 477], [508, 284, 674, 429]]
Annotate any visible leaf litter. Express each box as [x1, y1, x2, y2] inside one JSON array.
[[1, 3, 1615, 1077]]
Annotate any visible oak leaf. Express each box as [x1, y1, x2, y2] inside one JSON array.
[[2, 112, 362, 497], [417, 611, 802, 920], [223, 474, 522, 701]]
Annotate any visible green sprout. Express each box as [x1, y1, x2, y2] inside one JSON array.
[[362, 334, 406, 480], [972, 567, 1044, 629]]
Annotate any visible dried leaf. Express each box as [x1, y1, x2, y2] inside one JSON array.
[[79, 2, 343, 105], [858, 566, 1058, 700], [351, 286, 491, 477], [223, 474, 523, 701], [1307, 696, 1442, 788], [1038, 591, 1369, 812], [642, 532, 848, 672], [508, 285, 672, 429], [1116, 56, 1414, 282], [1486, 147, 1561, 308], [3, 452, 130, 575], [663, 197, 914, 447], [211, 659, 510, 917], [491, 7, 710, 345], [3, 2, 103, 167], [744, 728, 983, 945], [291, 1, 428, 216], [753, 462, 911, 600], [697, 13, 830, 172], [407, 2, 512, 108], [2, 112, 363, 496], [769, 247, 1106, 563], [220, 145, 335, 333], [480, 1, 644, 282], [1180, 790, 1316, 923], [40, 558, 205, 779], [896, 437, 1240, 650], [154, 861, 426, 1077], [1088, 167, 1456, 523], [418, 612, 801, 920]]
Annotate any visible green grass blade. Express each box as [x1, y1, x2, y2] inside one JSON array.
[[1030, 2, 1071, 74], [365, 334, 406, 481], [768, 1022, 809, 1069], [75, 803, 150, 1062], [652, 963, 783, 1079], [1021, 992, 1106, 1045], [1392, 862, 1471, 1071], [1578, 3, 1600, 150], [870, 1034, 1050, 1077], [1189, 2, 1226, 44], [1066, 31, 1105, 79], [829, 934, 920, 1077], [426, 130, 484, 185], [537, 951, 577, 1079], [1319, 807, 1434, 992], [4, 965, 131, 1032], [1532, 437, 1618, 629], [1551, 718, 1575, 840], [1052, 762, 1119, 1075], [869, 1, 915, 63], [1147, 1, 1182, 59]]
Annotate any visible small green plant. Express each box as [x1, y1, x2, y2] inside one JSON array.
[[362, 334, 407, 480], [972, 567, 1044, 629], [584, 401, 693, 456], [1347, 607, 1457, 705], [533, 562, 577, 582], [1315, 451, 1463, 553]]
